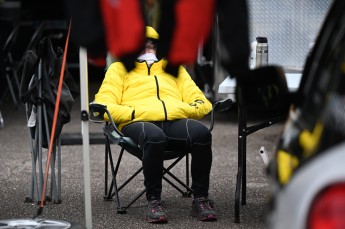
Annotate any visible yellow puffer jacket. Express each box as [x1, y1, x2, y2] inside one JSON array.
[[94, 59, 212, 130]]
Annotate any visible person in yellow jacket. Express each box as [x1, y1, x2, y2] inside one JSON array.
[[94, 26, 217, 223]]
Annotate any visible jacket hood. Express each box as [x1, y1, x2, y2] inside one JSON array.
[[146, 26, 159, 40]]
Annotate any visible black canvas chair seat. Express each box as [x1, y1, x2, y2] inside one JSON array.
[[89, 99, 232, 213], [103, 124, 185, 161]]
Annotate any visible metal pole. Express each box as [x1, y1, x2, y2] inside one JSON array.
[[79, 47, 93, 229]]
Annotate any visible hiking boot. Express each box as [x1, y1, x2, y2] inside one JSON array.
[[147, 199, 168, 223], [191, 197, 217, 221]]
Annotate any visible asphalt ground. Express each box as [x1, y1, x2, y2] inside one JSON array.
[[0, 80, 285, 229]]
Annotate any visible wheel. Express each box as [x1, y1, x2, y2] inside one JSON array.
[[0, 218, 86, 228]]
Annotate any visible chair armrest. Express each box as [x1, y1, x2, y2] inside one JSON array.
[[213, 98, 233, 113], [89, 102, 107, 123], [209, 98, 233, 132], [89, 102, 124, 139], [90, 99, 233, 135]]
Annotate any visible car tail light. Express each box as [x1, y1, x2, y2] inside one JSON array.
[[307, 183, 345, 229]]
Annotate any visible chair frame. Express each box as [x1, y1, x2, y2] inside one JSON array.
[[1, 21, 45, 107], [89, 99, 232, 214]]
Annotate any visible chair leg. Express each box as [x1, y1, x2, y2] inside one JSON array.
[[106, 140, 127, 214], [37, 103, 44, 204], [11, 66, 21, 94], [104, 142, 193, 213], [104, 138, 114, 200], [104, 142, 108, 198], [106, 145, 147, 212], [123, 189, 147, 210], [117, 168, 143, 192], [186, 153, 190, 192], [25, 136, 37, 203], [50, 142, 61, 204], [33, 123, 40, 203], [182, 153, 189, 197], [163, 175, 192, 197], [4, 71, 18, 107], [57, 138, 62, 203], [43, 104, 54, 203], [25, 107, 36, 203], [6, 53, 21, 92], [162, 157, 193, 197], [235, 105, 247, 223]]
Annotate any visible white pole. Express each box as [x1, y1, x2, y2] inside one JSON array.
[[79, 47, 93, 228]]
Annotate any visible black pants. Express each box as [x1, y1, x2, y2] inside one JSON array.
[[121, 119, 212, 201]]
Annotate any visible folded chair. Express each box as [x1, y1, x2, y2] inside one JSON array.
[[20, 36, 79, 204], [89, 99, 233, 213]]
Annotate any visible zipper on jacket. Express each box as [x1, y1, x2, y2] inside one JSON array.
[[147, 63, 151, 75], [154, 75, 168, 120]]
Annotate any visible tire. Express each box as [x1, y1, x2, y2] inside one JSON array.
[[0, 218, 86, 229]]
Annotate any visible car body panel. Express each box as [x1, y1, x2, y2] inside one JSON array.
[[268, 142, 345, 229]]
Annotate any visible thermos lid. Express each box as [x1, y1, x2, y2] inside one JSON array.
[[256, 37, 268, 43]]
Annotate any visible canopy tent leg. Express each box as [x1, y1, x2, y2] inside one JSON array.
[[79, 47, 93, 229]]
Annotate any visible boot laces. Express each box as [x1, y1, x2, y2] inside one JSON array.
[[151, 200, 164, 213], [197, 198, 213, 211]]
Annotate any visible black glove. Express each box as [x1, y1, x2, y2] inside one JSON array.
[[235, 65, 290, 110]]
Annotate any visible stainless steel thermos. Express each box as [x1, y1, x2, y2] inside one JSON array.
[[255, 37, 268, 67]]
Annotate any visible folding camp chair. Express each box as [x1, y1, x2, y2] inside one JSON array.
[[89, 98, 232, 213], [20, 36, 79, 204], [0, 21, 45, 107]]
